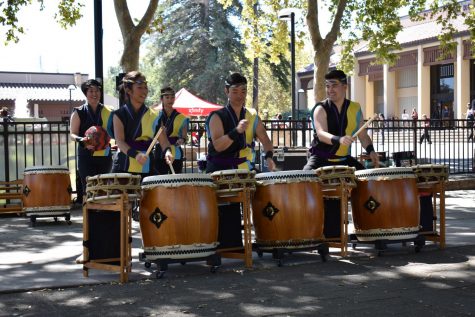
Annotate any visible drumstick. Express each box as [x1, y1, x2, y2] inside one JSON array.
[[145, 127, 164, 156], [168, 162, 175, 174], [352, 115, 378, 138]]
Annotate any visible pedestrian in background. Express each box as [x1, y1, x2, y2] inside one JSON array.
[[419, 114, 432, 144], [466, 103, 474, 141]]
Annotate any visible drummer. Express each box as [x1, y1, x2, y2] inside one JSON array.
[[303, 69, 379, 170], [69, 79, 113, 197], [206, 72, 275, 248], [154, 86, 189, 174], [112, 71, 173, 177]]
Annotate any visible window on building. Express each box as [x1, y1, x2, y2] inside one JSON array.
[[397, 67, 417, 88]]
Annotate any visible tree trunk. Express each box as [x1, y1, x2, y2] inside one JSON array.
[[307, 0, 347, 103], [313, 47, 331, 102], [114, 0, 159, 72], [252, 58, 259, 110]]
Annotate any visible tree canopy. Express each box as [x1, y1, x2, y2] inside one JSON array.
[[143, 0, 249, 105], [220, 0, 475, 102]]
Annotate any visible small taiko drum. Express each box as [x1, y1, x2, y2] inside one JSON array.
[[22, 165, 72, 216], [210, 169, 256, 198], [315, 165, 356, 197], [84, 125, 111, 151], [252, 170, 324, 250], [86, 173, 142, 203], [350, 167, 420, 241], [139, 174, 219, 260], [411, 164, 449, 187]]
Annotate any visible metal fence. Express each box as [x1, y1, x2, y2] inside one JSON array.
[[1, 118, 474, 186]]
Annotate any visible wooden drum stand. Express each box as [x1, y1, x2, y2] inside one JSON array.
[[216, 188, 253, 268], [412, 164, 448, 249], [81, 194, 132, 283]]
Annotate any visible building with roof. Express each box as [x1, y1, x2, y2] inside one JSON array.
[[297, 0, 474, 120], [0, 71, 118, 121]]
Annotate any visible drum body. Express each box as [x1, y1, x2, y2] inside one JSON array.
[[350, 167, 420, 241], [139, 174, 219, 260], [252, 170, 324, 250], [86, 173, 141, 203], [23, 165, 71, 216], [210, 169, 256, 198], [411, 164, 448, 187]]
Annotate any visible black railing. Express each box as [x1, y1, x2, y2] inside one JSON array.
[[1, 118, 474, 186]]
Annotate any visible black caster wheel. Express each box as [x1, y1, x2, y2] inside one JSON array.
[[210, 266, 218, 273], [352, 243, 357, 249], [30, 217, 36, 227], [54, 217, 58, 222], [377, 251, 384, 256], [257, 251, 263, 258], [156, 271, 165, 279], [66, 220, 72, 225], [180, 261, 186, 265], [144, 262, 151, 269], [277, 259, 283, 267]]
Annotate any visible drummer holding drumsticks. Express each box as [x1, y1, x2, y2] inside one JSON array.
[[112, 71, 173, 177], [303, 69, 379, 171], [206, 72, 275, 173], [206, 72, 275, 248]]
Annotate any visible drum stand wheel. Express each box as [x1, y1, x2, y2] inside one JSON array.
[[139, 252, 221, 279], [253, 243, 329, 267], [28, 213, 72, 227], [349, 234, 426, 256]]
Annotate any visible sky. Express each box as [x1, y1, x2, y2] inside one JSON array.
[[0, 2, 331, 79], [0, 1, 150, 78]]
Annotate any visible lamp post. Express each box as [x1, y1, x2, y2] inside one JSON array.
[[278, 8, 297, 121], [68, 84, 76, 117]]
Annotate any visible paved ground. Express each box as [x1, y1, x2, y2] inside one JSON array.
[[0, 189, 474, 316]]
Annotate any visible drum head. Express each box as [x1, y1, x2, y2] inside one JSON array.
[[24, 165, 70, 174], [355, 167, 416, 180], [142, 174, 215, 189]]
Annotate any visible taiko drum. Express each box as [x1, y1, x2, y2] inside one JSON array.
[[86, 173, 141, 203], [252, 170, 324, 250], [350, 167, 420, 241], [22, 165, 71, 215], [139, 174, 219, 260]]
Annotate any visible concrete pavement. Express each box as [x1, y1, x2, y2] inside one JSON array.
[[0, 188, 474, 316]]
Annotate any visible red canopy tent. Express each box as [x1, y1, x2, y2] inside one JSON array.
[[154, 88, 222, 116]]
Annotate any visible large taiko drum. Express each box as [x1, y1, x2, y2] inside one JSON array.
[[86, 173, 142, 203], [210, 169, 256, 198], [350, 167, 420, 241], [22, 165, 72, 216], [139, 174, 219, 260], [252, 170, 324, 250]]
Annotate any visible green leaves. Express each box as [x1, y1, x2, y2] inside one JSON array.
[[0, 0, 83, 44]]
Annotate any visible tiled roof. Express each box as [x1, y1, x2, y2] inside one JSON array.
[[355, 14, 469, 55], [0, 83, 85, 102]]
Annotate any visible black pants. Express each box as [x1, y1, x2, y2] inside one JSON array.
[[420, 130, 432, 143], [78, 155, 112, 193], [303, 155, 365, 171]]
